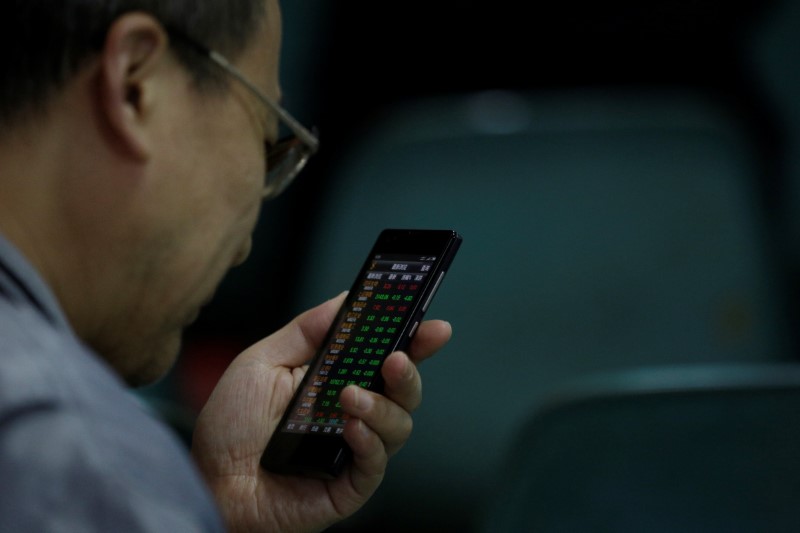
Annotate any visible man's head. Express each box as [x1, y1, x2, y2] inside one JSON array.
[[0, 0, 265, 128], [0, 0, 285, 385]]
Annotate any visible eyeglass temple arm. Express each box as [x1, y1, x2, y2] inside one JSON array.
[[206, 50, 319, 153]]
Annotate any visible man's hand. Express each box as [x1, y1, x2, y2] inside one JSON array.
[[190, 293, 452, 532]]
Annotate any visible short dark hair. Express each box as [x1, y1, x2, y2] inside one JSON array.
[[0, 0, 265, 126]]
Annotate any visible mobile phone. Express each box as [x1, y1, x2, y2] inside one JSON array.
[[261, 228, 462, 479]]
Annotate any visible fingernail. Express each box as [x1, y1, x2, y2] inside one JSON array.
[[353, 386, 373, 413], [403, 355, 415, 380]]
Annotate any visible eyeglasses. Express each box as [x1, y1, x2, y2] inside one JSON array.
[[170, 32, 320, 200]]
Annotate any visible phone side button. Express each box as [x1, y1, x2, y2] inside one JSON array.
[[408, 320, 420, 338], [422, 271, 446, 312]]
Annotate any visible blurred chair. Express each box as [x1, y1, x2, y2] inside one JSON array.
[[480, 363, 800, 533], [749, 0, 800, 251], [296, 89, 792, 532], [747, 0, 800, 351]]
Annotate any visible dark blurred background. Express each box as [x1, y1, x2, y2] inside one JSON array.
[[142, 0, 800, 531], [189, 0, 797, 343]]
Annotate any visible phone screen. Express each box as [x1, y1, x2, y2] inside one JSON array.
[[282, 253, 441, 436], [262, 229, 461, 478]]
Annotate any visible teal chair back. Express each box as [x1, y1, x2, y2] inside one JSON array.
[[481, 364, 800, 533]]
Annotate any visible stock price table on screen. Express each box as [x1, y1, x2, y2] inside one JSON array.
[[284, 254, 435, 435]]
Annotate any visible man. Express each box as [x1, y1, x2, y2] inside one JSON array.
[[0, 1, 452, 531]]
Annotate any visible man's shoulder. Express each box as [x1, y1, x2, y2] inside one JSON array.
[[0, 297, 224, 532]]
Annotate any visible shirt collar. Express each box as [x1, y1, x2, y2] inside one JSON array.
[[0, 232, 71, 331]]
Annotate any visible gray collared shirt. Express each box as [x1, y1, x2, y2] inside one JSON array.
[[0, 234, 224, 532]]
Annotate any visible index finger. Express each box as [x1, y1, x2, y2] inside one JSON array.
[[242, 292, 346, 369], [407, 319, 453, 364]]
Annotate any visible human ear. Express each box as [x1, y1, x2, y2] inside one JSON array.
[[98, 13, 169, 161]]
